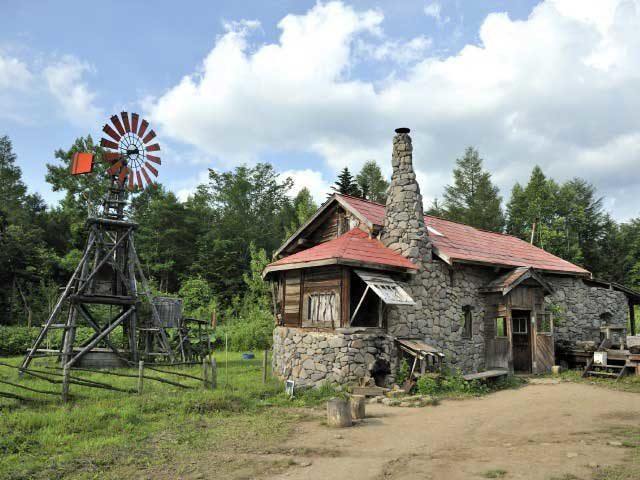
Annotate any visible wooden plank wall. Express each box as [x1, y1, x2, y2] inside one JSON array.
[[280, 266, 349, 329], [283, 271, 302, 326]]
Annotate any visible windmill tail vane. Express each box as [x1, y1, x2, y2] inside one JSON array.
[[71, 111, 162, 191]]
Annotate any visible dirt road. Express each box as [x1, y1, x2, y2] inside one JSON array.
[[270, 381, 639, 480]]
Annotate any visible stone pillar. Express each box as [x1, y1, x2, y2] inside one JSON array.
[[380, 127, 431, 263], [380, 128, 432, 341]]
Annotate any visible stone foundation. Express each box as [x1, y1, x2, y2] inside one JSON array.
[[547, 276, 629, 344], [272, 326, 395, 388]]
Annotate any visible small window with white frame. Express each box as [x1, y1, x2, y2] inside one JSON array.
[[512, 317, 528, 334], [461, 305, 472, 338]]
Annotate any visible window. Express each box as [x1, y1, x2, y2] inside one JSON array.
[[495, 317, 507, 337], [461, 306, 472, 338], [305, 291, 338, 326], [513, 317, 528, 334], [537, 313, 552, 334]]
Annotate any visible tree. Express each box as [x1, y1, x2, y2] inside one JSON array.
[[130, 183, 191, 292], [442, 147, 505, 231], [332, 167, 361, 197], [356, 160, 388, 203], [0, 136, 52, 324], [506, 166, 559, 242], [284, 187, 318, 238], [426, 198, 446, 217], [189, 163, 293, 303]]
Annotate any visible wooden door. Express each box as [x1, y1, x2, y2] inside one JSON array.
[[534, 312, 554, 373], [511, 311, 531, 373]]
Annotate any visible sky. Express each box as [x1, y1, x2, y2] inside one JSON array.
[[1, 0, 639, 221]]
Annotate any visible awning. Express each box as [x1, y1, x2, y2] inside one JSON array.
[[354, 270, 415, 305]]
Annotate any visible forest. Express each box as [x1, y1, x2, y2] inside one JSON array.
[[1, 135, 639, 338]]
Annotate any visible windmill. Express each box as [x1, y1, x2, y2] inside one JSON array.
[[21, 112, 176, 375]]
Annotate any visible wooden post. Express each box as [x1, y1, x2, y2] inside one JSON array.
[[327, 398, 352, 427], [62, 365, 70, 402], [630, 301, 636, 336], [138, 361, 144, 394], [202, 357, 209, 388], [262, 349, 268, 383], [350, 395, 366, 420], [210, 356, 217, 389], [225, 333, 229, 388]]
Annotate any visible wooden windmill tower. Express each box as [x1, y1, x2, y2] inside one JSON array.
[[21, 112, 175, 374]]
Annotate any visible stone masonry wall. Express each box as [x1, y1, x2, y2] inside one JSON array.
[[272, 326, 395, 389], [379, 128, 488, 373], [547, 276, 629, 343]]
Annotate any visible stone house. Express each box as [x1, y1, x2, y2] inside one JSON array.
[[263, 128, 638, 388]]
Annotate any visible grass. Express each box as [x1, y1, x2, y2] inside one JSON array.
[[0, 352, 338, 480], [481, 468, 507, 478], [591, 426, 640, 480], [554, 368, 640, 394]]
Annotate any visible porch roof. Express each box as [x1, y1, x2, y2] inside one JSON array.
[[263, 227, 418, 276], [480, 267, 554, 295]]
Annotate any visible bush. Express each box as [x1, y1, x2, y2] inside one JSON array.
[[214, 307, 274, 351], [416, 369, 489, 397]]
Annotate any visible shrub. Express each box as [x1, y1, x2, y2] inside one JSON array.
[[395, 359, 411, 385], [415, 369, 489, 397], [214, 307, 274, 351]]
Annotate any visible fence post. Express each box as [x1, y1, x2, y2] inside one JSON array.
[[202, 357, 209, 388], [210, 356, 217, 389], [138, 361, 144, 394], [62, 365, 70, 402], [262, 349, 268, 384]]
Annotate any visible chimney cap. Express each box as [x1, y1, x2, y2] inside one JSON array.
[[395, 127, 410, 134]]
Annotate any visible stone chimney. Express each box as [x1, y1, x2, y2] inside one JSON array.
[[380, 128, 431, 265]]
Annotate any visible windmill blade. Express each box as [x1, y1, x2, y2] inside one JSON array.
[[107, 160, 123, 176], [145, 143, 161, 152], [136, 170, 144, 189], [138, 119, 149, 138], [146, 155, 161, 165], [100, 138, 119, 150], [121, 111, 131, 133], [102, 124, 121, 142], [103, 152, 121, 163], [131, 113, 139, 135], [144, 162, 158, 176], [110, 115, 126, 136], [141, 167, 153, 187], [142, 129, 156, 144]]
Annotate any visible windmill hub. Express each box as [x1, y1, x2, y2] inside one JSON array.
[[126, 146, 139, 156]]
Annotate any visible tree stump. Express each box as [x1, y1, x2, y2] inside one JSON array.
[[551, 365, 561, 376], [327, 398, 352, 427], [350, 395, 366, 420]]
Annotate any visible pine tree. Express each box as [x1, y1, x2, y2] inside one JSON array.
[[356, 160, 388, 203], [426, 198, 446, 217], [442, 147, 505, 231], [332, 167, 361, 197]]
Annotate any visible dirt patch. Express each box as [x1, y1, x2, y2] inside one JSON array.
[[268, 382, 640, 480]]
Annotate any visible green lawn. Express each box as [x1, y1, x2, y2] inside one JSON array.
[[0, 352, 332, 480]]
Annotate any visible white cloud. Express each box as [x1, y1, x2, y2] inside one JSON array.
[[147, 0, 640, 221], [0, 52, 33, 89], [279, 168, 332, 204], [42, 56, 102, 128], [424, 2, 450, 25], [0, 51, 102, 128]]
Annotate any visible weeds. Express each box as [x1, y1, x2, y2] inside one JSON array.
[[481, 468, 507, 478]]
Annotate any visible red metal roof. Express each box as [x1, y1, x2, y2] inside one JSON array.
[[337, 194, 589, 275], [267, 227, 417, 272]]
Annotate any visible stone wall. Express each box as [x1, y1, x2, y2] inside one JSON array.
[[272, 326, 395, 389], [379, 128, 489, 374], [547, 276, 629, 343]]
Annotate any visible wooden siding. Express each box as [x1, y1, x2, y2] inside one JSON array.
[[283, 271, 301, 326]]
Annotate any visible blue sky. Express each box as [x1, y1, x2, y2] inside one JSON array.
[[2, 0, 640, 220]]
